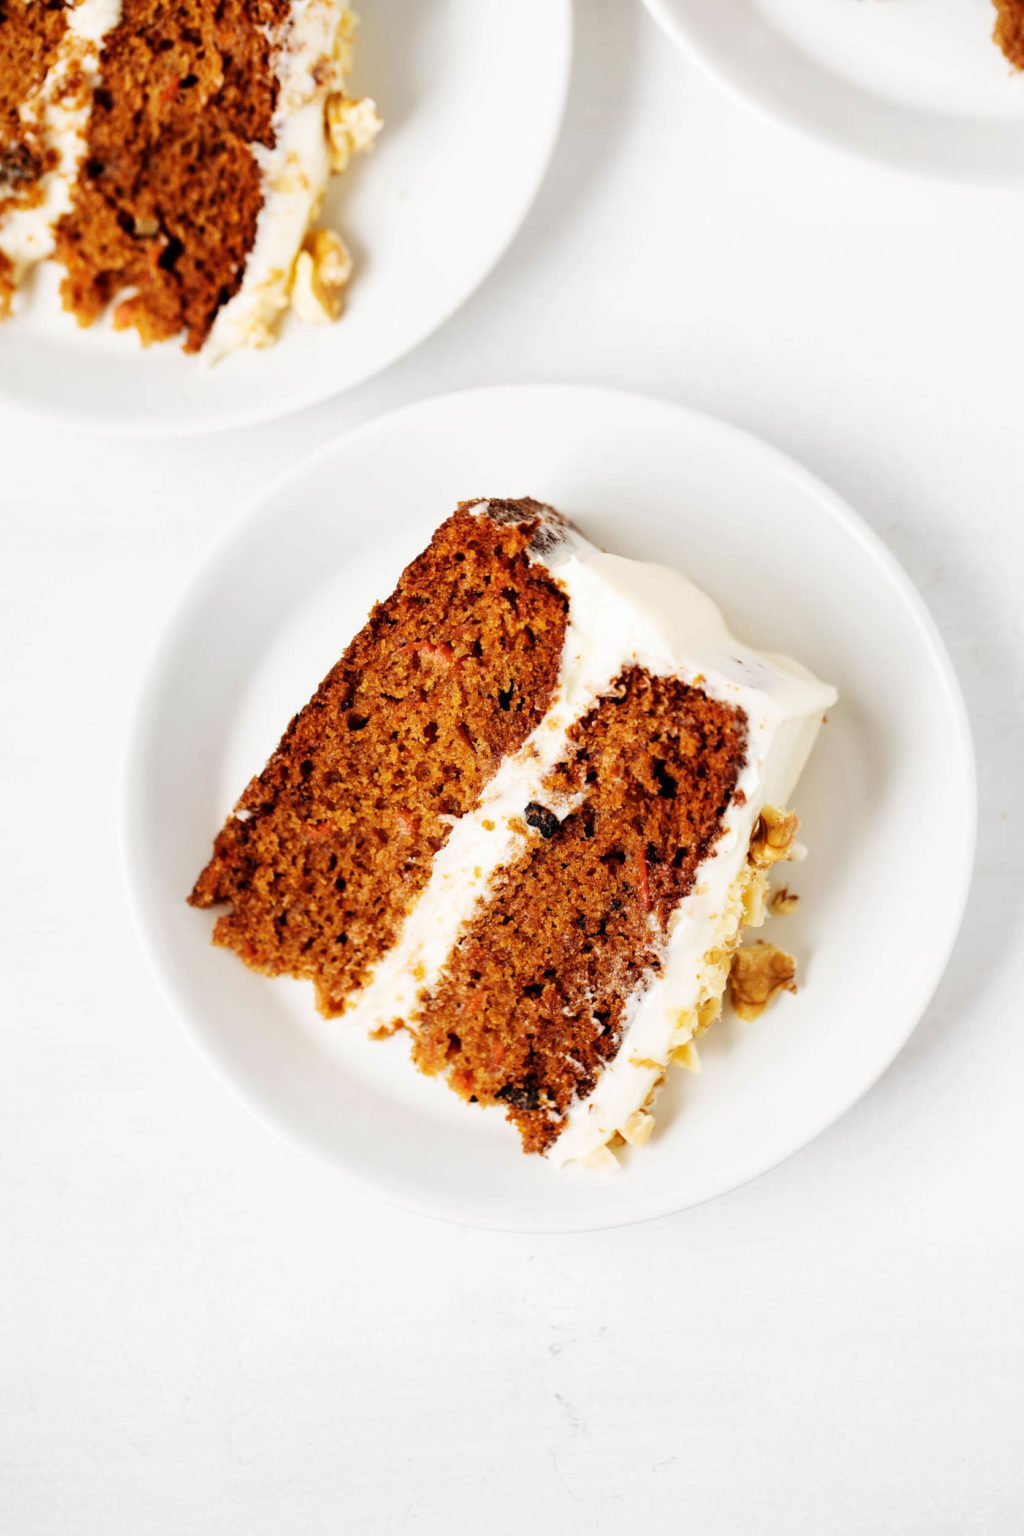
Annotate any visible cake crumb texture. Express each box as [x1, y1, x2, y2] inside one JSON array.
[[189, 502, 570, 1014]]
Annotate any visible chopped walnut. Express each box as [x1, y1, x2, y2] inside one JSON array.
[[670, 1040, 701, 1074], [748, 806, 800, 868], [703, 945, 728, 976], [290, 229, 353, 324], [582, 1144, 619, 1171], [695, 994, 722, 1035], [728, 942, 797, 1022], [769, 886, 800, 916], [620, 1109, 655, 1147], [742, 868, 769, 927], [245, 321, 277, 351], [333, 8, 360, 79], [670, 1008, 695, 1046], [325, 93, 382, 174]]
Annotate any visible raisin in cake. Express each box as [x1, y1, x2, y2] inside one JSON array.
[[0, 1, 379, 356], [190, 499, 837, 1165]]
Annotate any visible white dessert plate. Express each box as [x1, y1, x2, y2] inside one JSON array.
[[642, 0, 1024, 183], [0, 0, 570, 435], [123, 385, 976, 1232]]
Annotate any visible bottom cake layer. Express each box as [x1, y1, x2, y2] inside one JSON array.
[[411, 665, 749, 1154]]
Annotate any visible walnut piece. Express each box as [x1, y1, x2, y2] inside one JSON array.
[[742, 868, 769, 927], [769, 886, 800, 916], [695, 994, 722, 1036], [290, 229, 353, 324], [620, 1110, 655, 1147], [325, 93, 382, 174], [582, 1144, 619, 1171], [669, 1040, 701, 1074], [670, 1007, 695, 1046], [333, 7, 359, 79], [728, 942, 798, 1022], [748, 806, 800, 868]]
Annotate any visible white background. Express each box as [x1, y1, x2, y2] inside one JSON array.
[[3, 2, 1023, 1531]]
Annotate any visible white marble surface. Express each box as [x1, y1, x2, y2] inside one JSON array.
[[2, 3, 1022, 1531]]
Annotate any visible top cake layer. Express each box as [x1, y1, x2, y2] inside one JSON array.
[[190, 500, 573, 1009]]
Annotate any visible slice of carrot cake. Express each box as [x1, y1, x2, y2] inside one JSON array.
[[190, 499, 837, 1164], [0, 0, 379, 355]]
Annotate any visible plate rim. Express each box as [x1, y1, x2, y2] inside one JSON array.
[[0, 2, 572, 439], [121, 383, 978, 1231], [641, 0, 1024, 187]]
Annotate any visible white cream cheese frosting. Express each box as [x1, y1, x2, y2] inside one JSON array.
[[0, 0, 122, 290], [347, 504, 837, 1164]]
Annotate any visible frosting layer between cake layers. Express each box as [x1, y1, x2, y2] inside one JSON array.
[[349, 503, 837, 1163]]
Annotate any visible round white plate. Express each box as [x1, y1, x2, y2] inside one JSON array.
[[124, 385, 976, 1231], [643, 0, 1024, 183], [0, 1, 570, 435]]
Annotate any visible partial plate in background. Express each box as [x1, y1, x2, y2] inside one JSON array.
[[0, 0, 570, 435], [643, 0, 1024, 183], [123, 385, 975, 1231]]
